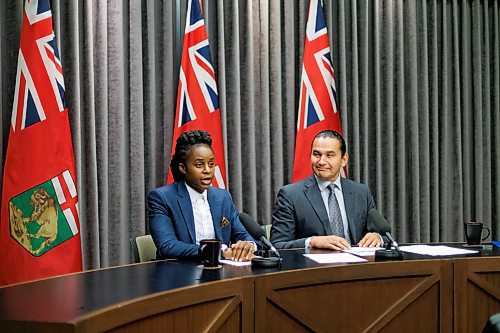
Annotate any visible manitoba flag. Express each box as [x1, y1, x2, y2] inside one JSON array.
[[292, 0, 347, 182], [167, 0, 226, 188], [0, 0, 82, 286]]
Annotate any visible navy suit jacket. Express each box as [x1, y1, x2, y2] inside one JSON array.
[[270, 175, 377, 249], [148, 181, 257, 259]]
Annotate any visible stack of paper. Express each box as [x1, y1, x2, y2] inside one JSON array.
[[344, 246, 384, 257], [303, 253, 368, 264], [399, 245, 478, 256]]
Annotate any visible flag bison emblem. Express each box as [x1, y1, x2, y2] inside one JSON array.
[[8, 171, 80, 257]]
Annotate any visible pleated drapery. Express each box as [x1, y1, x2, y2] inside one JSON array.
[[0, 0, 498, 269]]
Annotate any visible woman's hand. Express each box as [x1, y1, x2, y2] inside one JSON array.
[[222, 241, 255, 261]]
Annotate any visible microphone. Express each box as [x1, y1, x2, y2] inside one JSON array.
[[368, 208, 403, 260], [239, 212, 281, 268], [239, 212, 281, 257]]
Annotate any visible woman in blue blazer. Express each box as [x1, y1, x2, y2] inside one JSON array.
[[148, 130, 257, 261]]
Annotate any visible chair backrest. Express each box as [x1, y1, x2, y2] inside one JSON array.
[[261, 224, 271, 240], [130, 235, 157, 263], [483, 313, 500, 333]]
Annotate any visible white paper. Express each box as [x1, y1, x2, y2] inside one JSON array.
[[220, 259, 252, 266], [303, 253, 368, 264], [344, 246, 385, 256], [399, 245, 478, 256]]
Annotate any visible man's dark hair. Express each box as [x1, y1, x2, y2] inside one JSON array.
[[170, 130, 213, 181], [313, 130, 347, 156]]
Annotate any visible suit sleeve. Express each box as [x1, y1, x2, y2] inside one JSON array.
[[270, 187, 307, 249], [363, 184, 378, 234], [362, 187, 388, 244], [148, 189, 200, 259], [226, 193, 260, 248]]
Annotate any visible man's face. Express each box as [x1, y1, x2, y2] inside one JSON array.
[[310, 137, 348, 182], [179, 144, 215, 193]]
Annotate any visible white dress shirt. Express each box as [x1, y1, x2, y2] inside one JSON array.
[[185, 184, 215, 245], [185, 184, 234, 252]]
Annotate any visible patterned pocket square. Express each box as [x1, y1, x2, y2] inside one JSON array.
[[220, 217, 230, 228]]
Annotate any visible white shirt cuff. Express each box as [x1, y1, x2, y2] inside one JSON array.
[[377, 233, 384, 246], [305, 237, 313, 248]]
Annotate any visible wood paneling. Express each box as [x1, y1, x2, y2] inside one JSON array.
[[454, 257, 500, 333], [255, 260, 453, 333], [94, 279, 254, 333]]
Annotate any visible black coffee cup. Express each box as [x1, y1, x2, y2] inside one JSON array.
[[464, 222, 491, 245], [199, 239, 221, 268]]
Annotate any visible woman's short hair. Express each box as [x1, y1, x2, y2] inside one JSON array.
[[170, 130, 213, 181]]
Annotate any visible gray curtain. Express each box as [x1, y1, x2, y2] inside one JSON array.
[[0, 0, 498, 270]]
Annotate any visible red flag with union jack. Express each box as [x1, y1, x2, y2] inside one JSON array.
[[0, 0, 82, 286], [292, 0, 347, 182], [167, 0, 226, 188]]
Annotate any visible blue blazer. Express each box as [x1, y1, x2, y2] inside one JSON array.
[[270, 175, 377, 249], [148, 181, 257, 259]]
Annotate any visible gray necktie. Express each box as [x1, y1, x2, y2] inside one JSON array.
[[328, 184, 345, 238]]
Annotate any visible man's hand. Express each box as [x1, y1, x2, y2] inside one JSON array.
[[222, 241, 255, 261], [358, 232, 382, 247], [309, 235, 351, 250]]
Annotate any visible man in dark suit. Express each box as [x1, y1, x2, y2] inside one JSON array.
[[271, 130, 382, 250]]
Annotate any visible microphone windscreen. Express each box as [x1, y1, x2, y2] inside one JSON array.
[[239, 212, 266, 240], [368, 208, 391, 234]]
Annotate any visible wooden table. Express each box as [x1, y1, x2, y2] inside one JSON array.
[[1, 244, 498, 332]]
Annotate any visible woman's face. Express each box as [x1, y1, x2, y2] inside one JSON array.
[[179, 144, 215, 193]]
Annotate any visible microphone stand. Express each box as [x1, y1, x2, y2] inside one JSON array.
[[261, 248, 271, 258], [375, 239, 403, 261], [251, 247, 282, 268]]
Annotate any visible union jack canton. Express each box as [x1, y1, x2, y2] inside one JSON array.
[[297, 0, 339, 131], [12, 0, 67, 133]]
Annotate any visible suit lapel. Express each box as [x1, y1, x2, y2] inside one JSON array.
[[207, 187, 223, 240], [177, 182, 196, 243], [304, 175, 331, 234], [341, 178, 357, 242]]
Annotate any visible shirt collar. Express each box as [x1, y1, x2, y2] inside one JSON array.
[[185, 183, 208, 203], [314, 174, 343, 192]]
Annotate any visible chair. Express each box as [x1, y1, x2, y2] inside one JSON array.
[[130, 235, 157, 263], [261, 224, 271, 240], [483, 313, 500, 333]]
